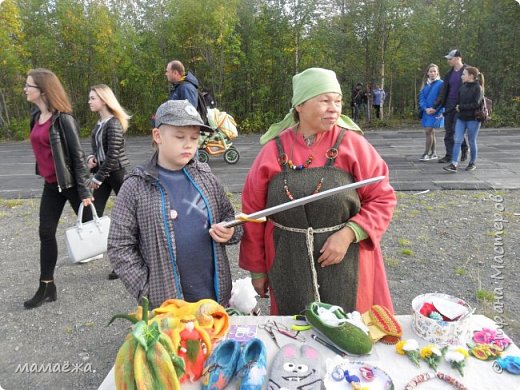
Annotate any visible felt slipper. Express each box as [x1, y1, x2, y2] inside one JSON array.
[[305, 302, 372, 355], [201, 339, 241, 389], [236, 338, 267, 389]]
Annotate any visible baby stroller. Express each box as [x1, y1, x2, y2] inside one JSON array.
[[198, 108, 240, 164]]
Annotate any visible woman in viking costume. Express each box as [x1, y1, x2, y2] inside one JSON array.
[[239, 68, 396, 315]]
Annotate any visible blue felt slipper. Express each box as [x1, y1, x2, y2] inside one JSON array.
[[236, 338, 267, 389], [201, 339, 241, 390]]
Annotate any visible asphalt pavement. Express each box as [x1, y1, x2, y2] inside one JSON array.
[[1, 127, 519, 198]]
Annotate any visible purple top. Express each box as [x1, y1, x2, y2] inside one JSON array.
[[447, 68, 463, 104], [30, 117, 56, 184]]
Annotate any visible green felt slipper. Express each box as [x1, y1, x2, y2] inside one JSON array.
[[305, 301, 373, 355]]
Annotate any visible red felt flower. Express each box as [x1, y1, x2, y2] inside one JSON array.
[[419, 302, 436, 317]]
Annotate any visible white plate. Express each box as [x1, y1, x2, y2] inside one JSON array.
[[324, 357, 394, 390]]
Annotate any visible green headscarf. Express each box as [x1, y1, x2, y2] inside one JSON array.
[[260, 67, 362, 144]]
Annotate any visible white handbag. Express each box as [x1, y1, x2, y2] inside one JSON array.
[[65, 203, 110, 264]]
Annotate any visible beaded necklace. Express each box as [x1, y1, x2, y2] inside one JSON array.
[[404, 372, 468, 390], [276, 129, 345, 201], [281, 132, 327, 200], [285, 132, 321, 171], [283, 177, 323, 201]]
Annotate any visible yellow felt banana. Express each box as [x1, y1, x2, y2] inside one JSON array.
[[147, 342, 180, 390], [133, 345, 155, 390], [114, 336, 138, 390]]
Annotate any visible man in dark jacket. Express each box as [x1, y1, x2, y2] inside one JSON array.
[[165, 60, 199, 109], [433, 49, 469, 163], [351, 82, 366, 121]]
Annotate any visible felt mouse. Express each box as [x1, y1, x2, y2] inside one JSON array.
[[268, 343, 323, 389]]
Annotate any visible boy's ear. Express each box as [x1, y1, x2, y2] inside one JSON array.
[[152, 127, 161, 144]]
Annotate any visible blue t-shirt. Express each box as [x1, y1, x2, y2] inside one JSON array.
[[158, 166, 215, 302]]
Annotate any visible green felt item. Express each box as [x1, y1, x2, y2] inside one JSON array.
[[305, 301, 373, 355]]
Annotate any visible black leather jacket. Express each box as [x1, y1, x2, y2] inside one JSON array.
[[456, 82, 483, 121], [89, 117, 130, 183], [30, 110, 91, 199]]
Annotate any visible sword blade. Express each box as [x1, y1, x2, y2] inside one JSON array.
[[224, 175, 385, 228]]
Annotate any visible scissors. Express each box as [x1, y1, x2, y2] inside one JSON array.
[[259, 320, 306, 347], [259, 320, 282, 348]]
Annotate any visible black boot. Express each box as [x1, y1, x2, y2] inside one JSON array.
[[108, 270, 119, 280], [24, 281, 57, 309]]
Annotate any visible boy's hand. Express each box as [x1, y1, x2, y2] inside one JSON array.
[[209, 222, 235, 243]]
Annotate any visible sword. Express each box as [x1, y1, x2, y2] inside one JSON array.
[[223, 176, 385, 228]]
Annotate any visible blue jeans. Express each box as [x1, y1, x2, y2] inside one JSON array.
[[452, 119, 480, 165]]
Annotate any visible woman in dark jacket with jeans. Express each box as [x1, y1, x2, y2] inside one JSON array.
[[443, 66, 484, 172], [87, 84, 131, 279], [24, 68, 93, 309]]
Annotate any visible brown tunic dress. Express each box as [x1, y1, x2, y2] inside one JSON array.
[[266, 129, 361, 315]]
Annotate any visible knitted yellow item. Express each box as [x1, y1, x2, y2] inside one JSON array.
[[362, 305, 402, 344]]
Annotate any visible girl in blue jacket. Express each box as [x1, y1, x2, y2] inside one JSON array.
[[418, 64, 444, 161]]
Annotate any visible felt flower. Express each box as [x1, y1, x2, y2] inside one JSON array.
[[420, 344, 443, 371], [419, 302, 437, 317], [428, 312, 443, 321], [444, 345, 469, 376], [492, 336, 512, 351], [468, 342, 502, 361], [396, 339, 420, 367], [472, 328, 511, 351], [473, 328, 496, 344]]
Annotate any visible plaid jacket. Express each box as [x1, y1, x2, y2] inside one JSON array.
[[108, 153, 242, 308]]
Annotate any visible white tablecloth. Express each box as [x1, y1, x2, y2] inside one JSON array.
[[99, 314, 519, 389]]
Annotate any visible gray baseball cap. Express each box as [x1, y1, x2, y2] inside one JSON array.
[[445, 49, 462, 59], [155, 100, 213, 131]]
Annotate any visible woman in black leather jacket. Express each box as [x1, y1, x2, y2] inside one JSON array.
[[443, 66, 485, 173], [25, 68, 93, 309], [86, 84, 131, 279]]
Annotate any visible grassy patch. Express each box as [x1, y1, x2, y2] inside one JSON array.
[[105, 197, 115, 211], [454, 267, 466, 276], [385, 257, 400, 267], [398, 238, 411, 246], [476, 289, 495, 302], [229, 193, 242, 211], [471, 192, 489, 200], [401, 248, 414, 256], [0, 199, 25, 208]]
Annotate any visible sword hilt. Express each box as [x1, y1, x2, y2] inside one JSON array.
[[223, 215, 267, 228]]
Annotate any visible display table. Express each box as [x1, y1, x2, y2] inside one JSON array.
[[98, 314, 519, 389]]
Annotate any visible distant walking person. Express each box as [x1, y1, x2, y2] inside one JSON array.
[[372, 85, 386, 119], [434, 50, 469, 163], [87, 84, 131, 280], [24, 68, 93, 309], [351, 82, 366, 121], [418, 64, 444, 161], [165, 60, 199, 109], [443, 67, 484, 173]]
